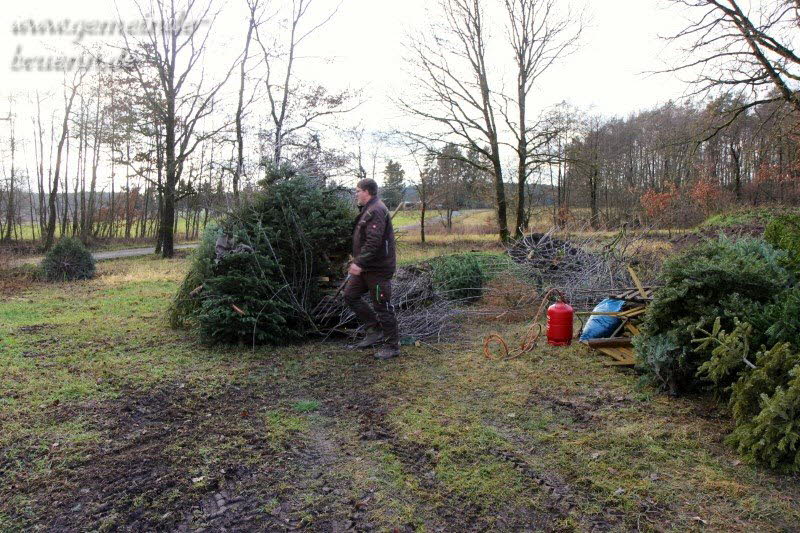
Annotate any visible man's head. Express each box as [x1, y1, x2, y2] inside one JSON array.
[[355, 178, 378, 206]]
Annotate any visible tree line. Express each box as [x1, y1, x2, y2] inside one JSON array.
[[1, 0, 798, 250], [0, 0, 358, 256], [558, 96, 800, 229]]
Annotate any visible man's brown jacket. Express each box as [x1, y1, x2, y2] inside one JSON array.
[[352, 196, 396, 274]]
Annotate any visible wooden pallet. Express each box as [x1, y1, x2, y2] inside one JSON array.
[[582, 266, 650, 367], [611, 287, 655, 303], [586, 337, 635, 366], [611, 266, 657, 303]]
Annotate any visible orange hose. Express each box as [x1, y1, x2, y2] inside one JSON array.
[[482, 288, 565, 361]]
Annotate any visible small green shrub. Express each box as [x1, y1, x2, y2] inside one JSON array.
[[41, 238, 95, 281], [430, 253, 485, 302], [636, 237, 789, 393], [765, 214, 800, 273]]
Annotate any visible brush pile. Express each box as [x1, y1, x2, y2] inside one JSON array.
[[316, 253, 516, 342], [507, 228, 660, 309]]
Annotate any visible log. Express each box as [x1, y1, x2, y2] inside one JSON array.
[[586, 337, 632, 348]]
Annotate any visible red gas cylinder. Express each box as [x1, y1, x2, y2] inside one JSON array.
[[547, 299, 574, 346]]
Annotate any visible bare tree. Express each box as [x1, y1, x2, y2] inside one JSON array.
[[253, 0, 356, 172], [82, 77, 104, 243], [501, 0, 582, 237], [232, 0, 262, 202], [32, 92, 47, 240], [663, 0, 800, 136], [347, 124, 370, 181], [401, 0, 581, 240], [2, 105, 17, 242], [44, 70, 87, 250], [544, 101, 580, 226], [120, 0, 237, 258], [401, 0, 510, 241]]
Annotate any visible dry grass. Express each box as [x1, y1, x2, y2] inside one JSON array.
[[471, 276, 540, 323], [97, 256, 188, 287], [396, 237, 503, 265]]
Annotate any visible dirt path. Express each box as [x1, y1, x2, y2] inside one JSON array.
[[396, 210, 463, 232], [10, 243, 198, 267], [5, 342, 564, 532]]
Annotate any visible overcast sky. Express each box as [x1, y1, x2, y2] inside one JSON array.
[[1, 0, 693, 183]]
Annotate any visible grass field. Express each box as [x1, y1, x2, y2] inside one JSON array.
[[1, 242, 799, 531]]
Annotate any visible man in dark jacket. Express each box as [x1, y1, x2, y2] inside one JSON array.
[[344, 178, 400, 359]]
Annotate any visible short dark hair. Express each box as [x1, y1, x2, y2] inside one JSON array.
[[356, 178, 378, 197]]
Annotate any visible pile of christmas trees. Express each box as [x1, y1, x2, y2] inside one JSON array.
[[636, 215, 800, 472], [169, 175, 354, 345]]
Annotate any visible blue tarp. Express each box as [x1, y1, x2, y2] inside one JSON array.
[[579, 298, 626, 341]]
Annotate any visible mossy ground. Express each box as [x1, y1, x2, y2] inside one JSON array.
[[1, 251, 798, 531], [700, 206, 800, 230]]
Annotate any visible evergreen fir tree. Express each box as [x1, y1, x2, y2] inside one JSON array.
[[382, 160, 405, 209]]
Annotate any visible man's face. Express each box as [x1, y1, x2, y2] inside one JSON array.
[[355, 187, 371, 206]]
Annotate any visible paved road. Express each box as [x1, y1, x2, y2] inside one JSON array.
[[10, 243, 199, 267]]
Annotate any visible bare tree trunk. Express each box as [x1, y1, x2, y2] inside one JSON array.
[[44, 71, 85, 250], [60, 135, 70, 238], [162, 112, 175, 256], [26, 167, 37, 242], [109, 164, 116, 238], [192, 203, 201, 239], [3, 114, 17, 241], [233, 0, 258, 202], [730, 141, 742, 201], [72, 128, 81, 237], [514, 170, 525, 238], [140, 186, 150, 239], [156, 129, 165, 254], [34, 95, 47, 240], [420, 201, 426, 244], [124, 140, 132, 239], [79, 98, 88, 238], [83, 89, 102, 243], [589, 164, 599, 229]]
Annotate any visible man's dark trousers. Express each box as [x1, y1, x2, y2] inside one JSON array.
[[344, 271, 399, 347]]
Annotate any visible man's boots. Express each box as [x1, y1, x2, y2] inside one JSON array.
[[356, 327, 384, 349], [374, 345, 400, 360]]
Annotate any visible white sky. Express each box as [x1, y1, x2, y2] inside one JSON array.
[[0, 0, 693, 184]]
